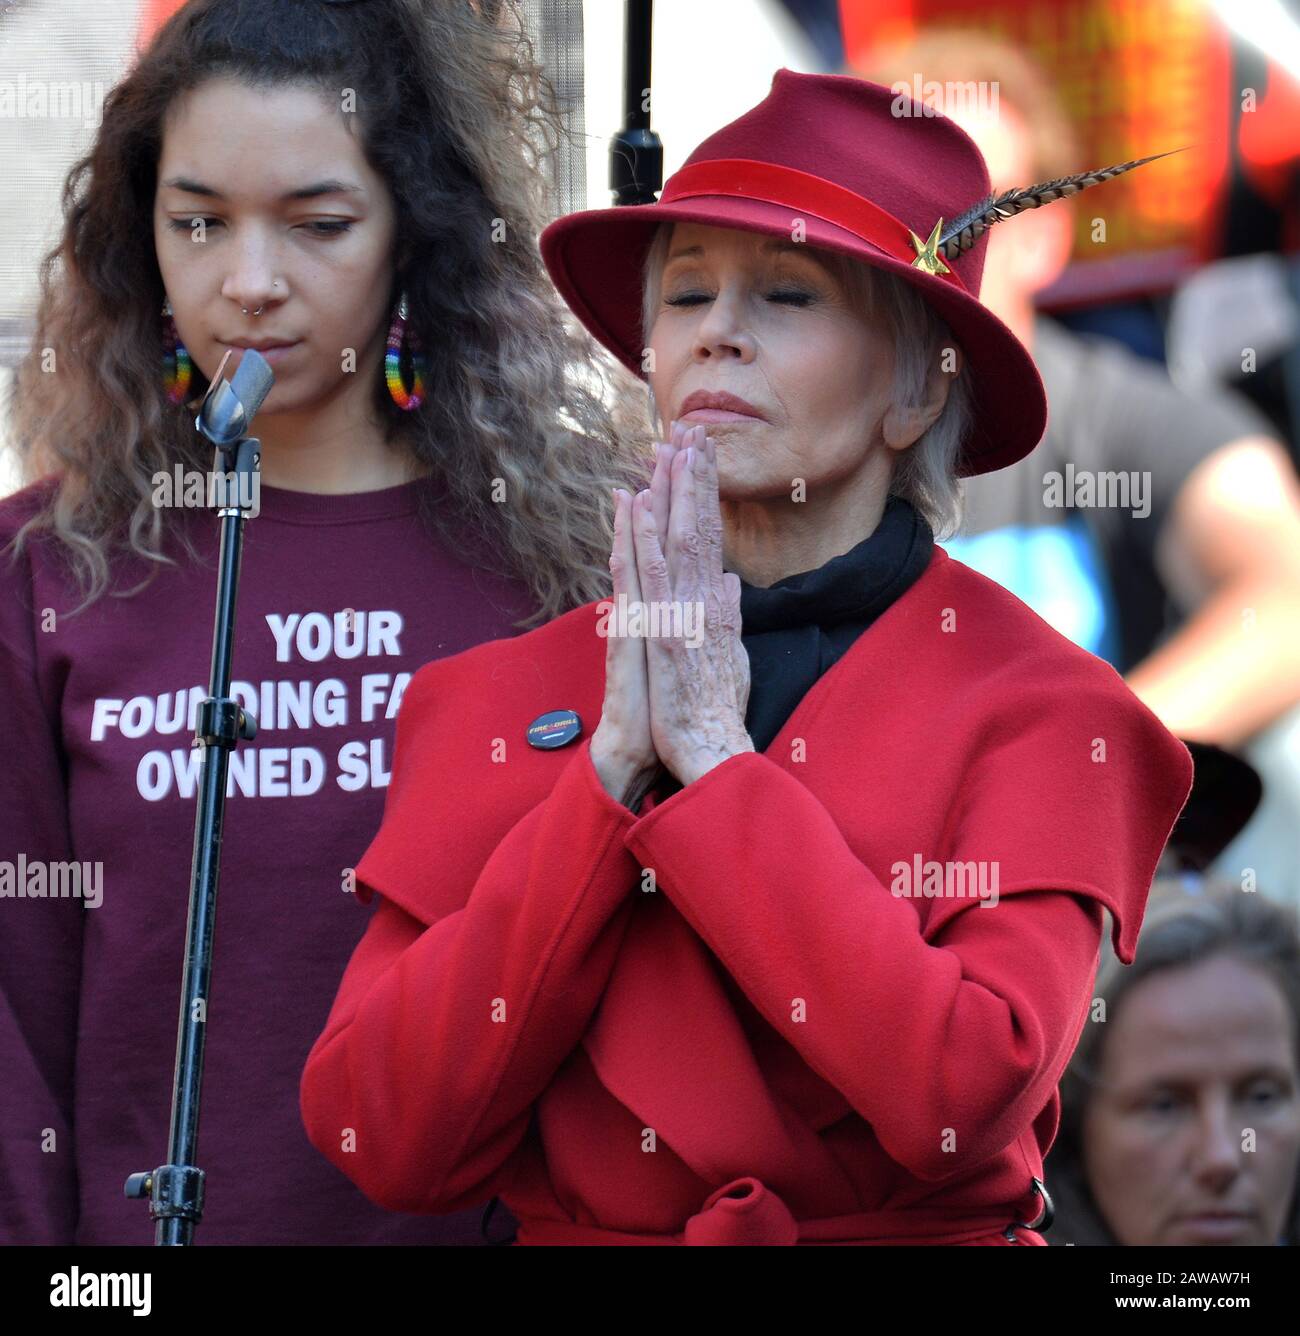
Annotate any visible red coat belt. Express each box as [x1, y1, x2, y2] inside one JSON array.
[[514, 1176, 1044, 1245]]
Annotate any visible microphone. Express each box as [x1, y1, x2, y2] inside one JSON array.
[[128, 346, 274, 1242], [196, 347, 276, 447]]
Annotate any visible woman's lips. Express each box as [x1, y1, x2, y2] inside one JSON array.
[[1174, 1213, 1254, 1241], [225, 342, 301, 366], [679, 407, 763, 422]]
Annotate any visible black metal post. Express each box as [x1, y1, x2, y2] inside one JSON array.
[[610, 0, 663, 205], [124, 354, 271, 1244]]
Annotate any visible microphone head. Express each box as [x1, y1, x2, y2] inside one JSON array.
[[195, 347, 276, 446], [228, 348, 275, 421]]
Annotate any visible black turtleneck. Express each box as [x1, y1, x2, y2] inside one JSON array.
[[737, 493, 935, 752]]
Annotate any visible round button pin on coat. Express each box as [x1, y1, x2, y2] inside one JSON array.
[[527, 709, 583, 749]]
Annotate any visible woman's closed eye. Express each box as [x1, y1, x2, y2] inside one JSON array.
[[664, 288, 815, 308], [165, 217, 354, 236]]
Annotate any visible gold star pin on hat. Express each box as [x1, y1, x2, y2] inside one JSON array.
[[908, 219, 951, 276]]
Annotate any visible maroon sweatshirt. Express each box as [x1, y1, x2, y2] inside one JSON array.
[[0, 474, 537, 1244]]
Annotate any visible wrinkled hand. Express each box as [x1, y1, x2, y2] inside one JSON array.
[[630, 425, 755, 786], [590, 421, 689, 806]]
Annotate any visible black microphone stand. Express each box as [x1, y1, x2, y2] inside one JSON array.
[[609, 0, 663, 206], [124, 348, 275, 1244]]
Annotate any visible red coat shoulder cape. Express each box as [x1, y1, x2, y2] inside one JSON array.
[[300, 544, 1193, 1245]]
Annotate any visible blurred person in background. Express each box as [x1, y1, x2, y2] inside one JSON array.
[[863, 34, 1300, 895], [1045, 880, 1300, 1245], [0, 0, 649, 1246]]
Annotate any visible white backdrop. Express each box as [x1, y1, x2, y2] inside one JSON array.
[[0, 0, 147, 492]]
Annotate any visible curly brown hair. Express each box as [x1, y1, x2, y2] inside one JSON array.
[[3, 0, 653, 627]]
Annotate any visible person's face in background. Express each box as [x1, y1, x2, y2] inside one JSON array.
[[942, 99, 1073, 319], [154, 76, 398, 421], [1082, 952, 1300, 1244]]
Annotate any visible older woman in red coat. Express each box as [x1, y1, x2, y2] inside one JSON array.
[[300, 70, 1193, 1245]]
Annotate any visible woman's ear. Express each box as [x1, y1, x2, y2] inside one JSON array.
[[882, 344, 961, 451], [393, 229, 418, 277]]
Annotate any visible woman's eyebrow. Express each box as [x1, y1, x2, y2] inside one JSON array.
[[160, 177, 364, 201]]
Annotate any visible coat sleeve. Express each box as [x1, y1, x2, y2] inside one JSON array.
[[299, 664, 643, 1215], [0, 543, 84, 1244], [621, 677, 1193, 1183]]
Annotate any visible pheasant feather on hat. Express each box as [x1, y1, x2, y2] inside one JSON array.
[[908, 147, 1189, 275]]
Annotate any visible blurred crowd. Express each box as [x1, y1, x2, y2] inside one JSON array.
[[838, 8, 1300, 1246]]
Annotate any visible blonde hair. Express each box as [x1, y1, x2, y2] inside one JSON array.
[[3, 0, 653, 628], [640, 222, 972, 539]]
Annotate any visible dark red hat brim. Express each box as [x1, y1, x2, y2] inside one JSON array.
[[540, 195, 1048, 478]]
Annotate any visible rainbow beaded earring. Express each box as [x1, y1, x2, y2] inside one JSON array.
[[161, 297, 192, 405], [385, 292, 427, 410]]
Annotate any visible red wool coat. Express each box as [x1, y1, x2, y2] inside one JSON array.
[[300, 544, 1194, 1245]]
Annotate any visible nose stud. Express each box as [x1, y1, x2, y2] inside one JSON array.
[[242, 280, 279, 317]]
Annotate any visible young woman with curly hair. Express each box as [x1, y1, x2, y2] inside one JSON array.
[[0, 0, 648, 1245]]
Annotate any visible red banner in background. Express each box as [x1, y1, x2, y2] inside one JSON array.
[[139, 0, 188, 51], [839, 0, 1234, 306]]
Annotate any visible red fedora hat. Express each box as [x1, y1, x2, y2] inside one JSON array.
[[540, 68, 1173, 477]]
